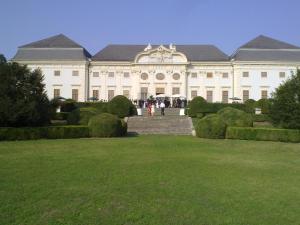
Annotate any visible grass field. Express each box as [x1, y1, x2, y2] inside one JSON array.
[[1, 136, 300, 225]]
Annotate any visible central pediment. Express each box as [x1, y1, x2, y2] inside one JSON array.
[[134, 44, 188, 64]]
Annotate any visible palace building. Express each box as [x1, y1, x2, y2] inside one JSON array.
[[12, 34, 300, 103]]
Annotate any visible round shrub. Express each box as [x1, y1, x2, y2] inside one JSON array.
[[244, 99, 256, 113], [108, 95, 136, 118], [88, 113, 123, 137], [195, 114, 227, 139], [218, 107, 253, 127], [79, 107, 97, 125], [67, 108, 80, 125], [188, 96, 207, 117]]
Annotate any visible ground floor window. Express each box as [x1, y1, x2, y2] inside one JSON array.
[[243, 90, 249, 102], [172, 87, 180, 95], [72, 89, 79, 101], [206, 90, 213, 103], [123, 90, 130, 98], [92, 90, 99, 100], [191, 90, 197, 99], [108, 90, 115, 101], [140, 87, 148, 100], [261, 90, 268, 99], [222, 90, 228, 103], [156, 88, 165, 95], [53, 89, 60, 98]]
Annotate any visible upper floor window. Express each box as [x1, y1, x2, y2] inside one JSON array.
[[93, 72, 99, 77], [242, 72, 249, 78], [54, 70, 60, 76], [156, 73, 165, 80], [207, 72, 213, 78], [222, 73, 229, 78], [141, 73, 148, 80], [124, 72, 130, 78], [261, 72, 268, 78], [279, 72, 286, 78], [72, 70, 79, 76], [108, 72, 114, 78], [191, 73, 197, 78]]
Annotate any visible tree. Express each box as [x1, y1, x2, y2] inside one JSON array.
[[0, 62, 51, 127], [270, 69, 300, 129], [0, 54, 6, 64]]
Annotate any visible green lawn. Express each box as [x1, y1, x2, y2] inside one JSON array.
[[1, 136, 300, 225]]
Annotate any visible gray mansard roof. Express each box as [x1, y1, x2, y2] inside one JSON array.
[[92, 45, 229, 62], [232, 35, 300, 62], [13, 34, 91, 61]]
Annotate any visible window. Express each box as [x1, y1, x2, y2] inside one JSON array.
[[123, 90, 130, 98], [141, 73, 148, 80], [261, 90, 268, 99], [72, 89, 79, 101], [93, 72, 99, 77], [141, 87, 148, 100], [108, 72, 114, 78], [172, 87, 180, 95], [156, 73, 165, 80], [206, 90, 213, 102], [243, 72, 249, 78], [243, 90, 249, 102], [173, 73, 180, 80], [72, 70, 79, 76], [261, 72, 268, 78], [108, 90, 115, 100], [222, 73, 229, 78], [124, 72, 130, 78], [92, 90, 99, 100], [191, 90, 197, 99], [54, 70, 60, 76], [279, 72, 286, 78], [53, 89, 60, 98], [191, 73, 197, 78], [156, 88, 165, 94], [222, 90, 229, 103], [207, 72, 213, 78]]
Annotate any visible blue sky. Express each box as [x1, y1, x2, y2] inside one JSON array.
[[1, 0, 299, 58]]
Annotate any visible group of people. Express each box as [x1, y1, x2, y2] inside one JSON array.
[[147, 100, 166, 116]]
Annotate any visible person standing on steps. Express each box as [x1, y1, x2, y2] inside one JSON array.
[[160, 101, 165, 116], [151, 103, 155, 116], [147, 102, 152, 116]]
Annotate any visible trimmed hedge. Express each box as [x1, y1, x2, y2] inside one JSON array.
[[218, 107, 253, 127], [253, 114, 271, 122], [0, 126, 89, 141], [108, 95, 136, 118], [76, 102, 108, 113], [226, 127, 300, 143], [53, 112, 69, 120], [195, 114, 227, 139], [88, 113, 124, 137], [188, 98, 251, 118]]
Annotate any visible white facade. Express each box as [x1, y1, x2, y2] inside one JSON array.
[[13, 35, 300, 103]]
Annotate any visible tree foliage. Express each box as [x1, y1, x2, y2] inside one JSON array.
[[0, 54, 6, 64], [0, 62, 51, 127], [270, 70, 300, 129]]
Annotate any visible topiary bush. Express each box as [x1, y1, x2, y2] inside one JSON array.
[[78, 107, 98, 125], [218, 107, 253, 127], [67, 108, 80, 125], [244, 99, 256, 113], [255, 99, 271, 114], [88, 113, 123, 137], [60, 99, 77, 112], [107, 95, 136, 118], [120, 119, 128, 136], [195, 114, 227, 139], [188, 96, 207, 117]]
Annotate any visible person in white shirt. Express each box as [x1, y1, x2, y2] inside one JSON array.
[[160, 101, 165, 116]]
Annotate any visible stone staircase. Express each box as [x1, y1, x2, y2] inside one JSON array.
[[127, 108, 194, 135]]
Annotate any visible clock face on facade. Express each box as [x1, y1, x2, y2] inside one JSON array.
[[141, 73, 148, 80], [173, 73, 180, 80], [156, 73, 165, 80]]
